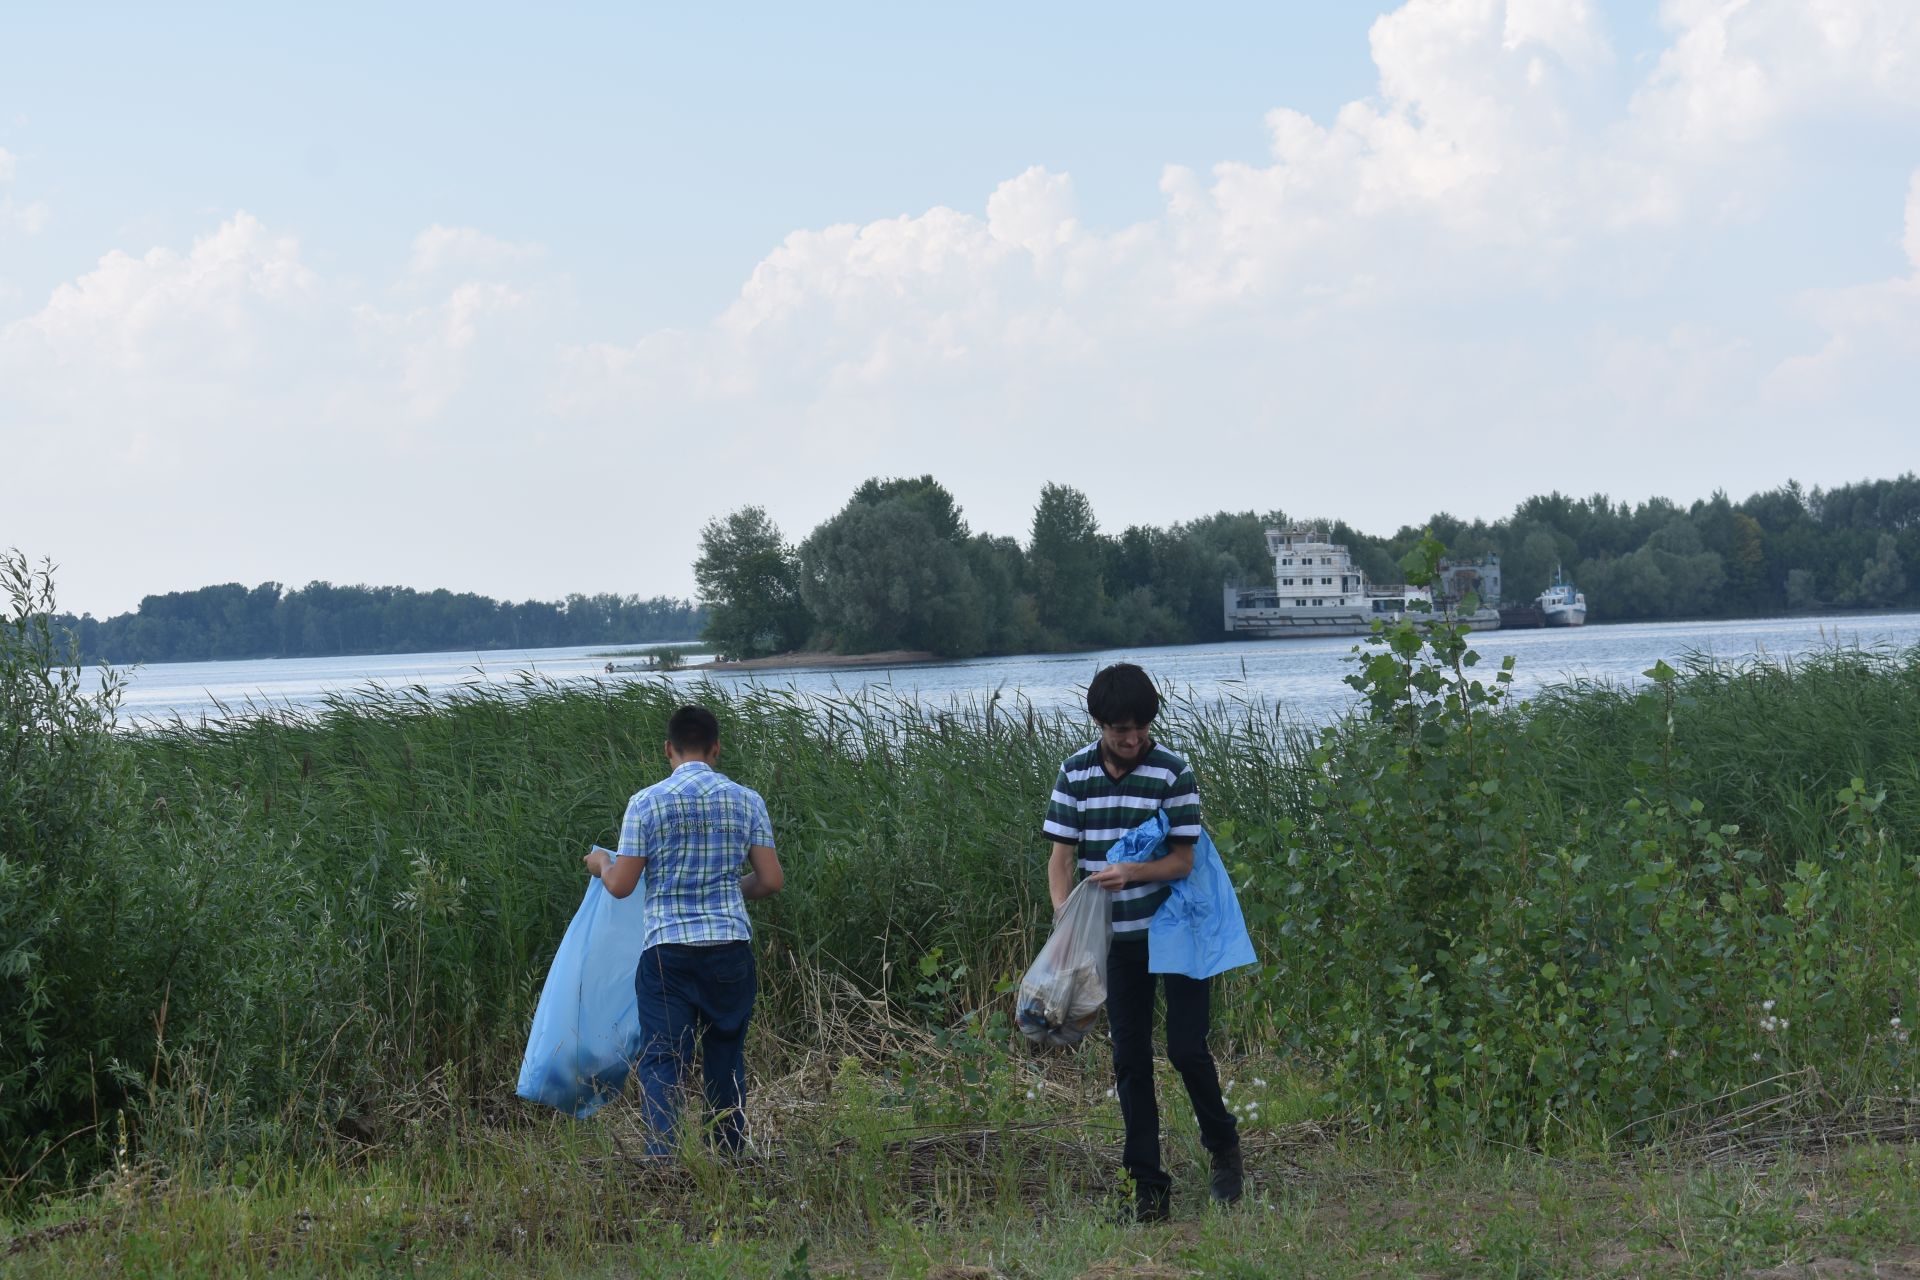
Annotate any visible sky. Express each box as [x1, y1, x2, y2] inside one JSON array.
[[2, 0, 1917, 619]]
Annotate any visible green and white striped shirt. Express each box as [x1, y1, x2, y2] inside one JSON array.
[[1043, 740, 1201, 937]]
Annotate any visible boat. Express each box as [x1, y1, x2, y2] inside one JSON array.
[[1223, 526, 1433, 639], [1539, 565, 1587, 627]]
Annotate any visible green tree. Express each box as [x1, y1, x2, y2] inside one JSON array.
[[797, 478, 986, 656], [694, 506, 814, 660], [1855, 533, 1909, 607], [1026, 483, 1107, 641]]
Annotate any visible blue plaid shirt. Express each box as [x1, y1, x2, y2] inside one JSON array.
[[616, 761, 775, 950]]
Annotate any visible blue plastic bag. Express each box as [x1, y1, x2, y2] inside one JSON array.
[[516, 874, 648, 1118], [1104, 812, 1257, 980]]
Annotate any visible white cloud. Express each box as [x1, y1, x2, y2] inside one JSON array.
[[1905, 168, 1920, 272], [1631, 0, 1920, 147], [405, 224, 544, 281], [1765, 167, 1920, 407], [353, 280, 532, 422], [0, 145, 48, 236], [5, 212, 316, 373]]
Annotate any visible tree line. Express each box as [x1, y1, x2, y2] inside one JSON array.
[[52, 581, 704, 665], [694, 472, 1920, 660]]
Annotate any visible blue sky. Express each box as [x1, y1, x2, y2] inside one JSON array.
[[2, 2, 1917, 617]]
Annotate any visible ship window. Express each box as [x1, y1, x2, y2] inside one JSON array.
[[1321, 576, 1332, 585]]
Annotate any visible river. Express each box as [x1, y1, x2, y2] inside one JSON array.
[[88, 612, 1920, 730]]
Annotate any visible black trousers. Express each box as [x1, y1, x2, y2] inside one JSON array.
[[1107, 939, 1238, 1190]]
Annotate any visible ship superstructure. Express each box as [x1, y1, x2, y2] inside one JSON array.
[[1223, 526, 1432, 638]]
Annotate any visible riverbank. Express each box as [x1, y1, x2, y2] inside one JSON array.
[[690, 647, 943, 672]]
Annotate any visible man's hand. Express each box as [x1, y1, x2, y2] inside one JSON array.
[[586, 846, 646, 898], [1084, 863, 1133, 892]]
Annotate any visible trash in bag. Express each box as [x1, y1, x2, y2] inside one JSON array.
[[517, 870, 648, 1118], [1015, 877, 1112, 1048]]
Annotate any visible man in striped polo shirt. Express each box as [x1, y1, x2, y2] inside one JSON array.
[[1044, 663, 1242, 1221], [585, 704, 785, 1157]]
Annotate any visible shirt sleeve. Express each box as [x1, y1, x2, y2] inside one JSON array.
[[746, 790, 775, 848], [1164, 760, 1202, 842], [1042, 763, 1081, 845], [616, 792, 651, 859]]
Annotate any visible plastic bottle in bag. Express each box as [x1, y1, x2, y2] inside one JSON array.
[[1015, 878, 1113, 1048]]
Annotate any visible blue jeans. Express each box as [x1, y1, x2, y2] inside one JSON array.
[[633, 941, 757, 1156]]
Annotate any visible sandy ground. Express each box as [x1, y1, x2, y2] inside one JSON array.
[[687, 648, 943, 673]]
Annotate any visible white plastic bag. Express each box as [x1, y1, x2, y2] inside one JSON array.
[[1015, 878, 1112, 1048], [516, 874, 648, 1118]]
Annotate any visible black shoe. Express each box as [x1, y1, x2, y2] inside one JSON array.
[[1128, 1181, 1172, 1224], [1209, 1144, 1245, 1205]]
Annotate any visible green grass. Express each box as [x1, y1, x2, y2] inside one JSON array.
[[13, 1101, 1920, 1278]]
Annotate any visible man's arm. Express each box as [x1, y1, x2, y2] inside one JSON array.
[[1043, 761, 1083, 910], [741, 844, 783, 900], [585, 846, 647, 899], [739, 791, 782, 900], [1048, 841, 1078, 910], [1084, 840, 1193, 890], [584, 792, 650, 899]]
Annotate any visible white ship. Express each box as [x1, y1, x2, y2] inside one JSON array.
[[1539, 565, 1587, 627], [1223, 526, 1432, 639]]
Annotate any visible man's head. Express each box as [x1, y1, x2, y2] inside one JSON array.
[[665, 704, 722, 766], [1086, 663, 1160, 767]]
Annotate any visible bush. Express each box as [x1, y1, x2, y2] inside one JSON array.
[[1248, 534, 1919, 1144], [1, 551, 145, 1186], [1, 553, 360, 1193]]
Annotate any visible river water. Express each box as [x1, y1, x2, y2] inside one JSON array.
[[89, 612, 1920, 731]]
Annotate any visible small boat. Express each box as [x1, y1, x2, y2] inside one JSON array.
[[1539, 566, 1587, 627]]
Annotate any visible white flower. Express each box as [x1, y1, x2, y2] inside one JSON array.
[[1025, 1088, 1036, 1100], [1666, 1048, 1681, 1060], [1761, 999, 1776, 1013], [1752, 1052, 1764, 1062], [1893, 1017, 1903, 1028], [1252, 1077, 1268, 1088]]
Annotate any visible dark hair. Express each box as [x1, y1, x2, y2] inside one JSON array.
[[1086, 663, 1160, 727], [667, 705, 721, 754]]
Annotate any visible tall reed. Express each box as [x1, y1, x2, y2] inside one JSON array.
[[11, 604, 1920, 1181]]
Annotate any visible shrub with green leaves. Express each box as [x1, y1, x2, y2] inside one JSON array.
[[1, 553, 359, 1194], [1244, 533, 1920, 1144], [1, 552, 149, 1186]]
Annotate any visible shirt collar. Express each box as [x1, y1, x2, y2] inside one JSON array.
[[672, 760, 714, 776]]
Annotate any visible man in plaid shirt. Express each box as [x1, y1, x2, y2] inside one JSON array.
[[584, 704, 784, 1155]]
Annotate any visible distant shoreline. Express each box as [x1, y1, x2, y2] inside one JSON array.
[[688, 649, 943, 673]]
